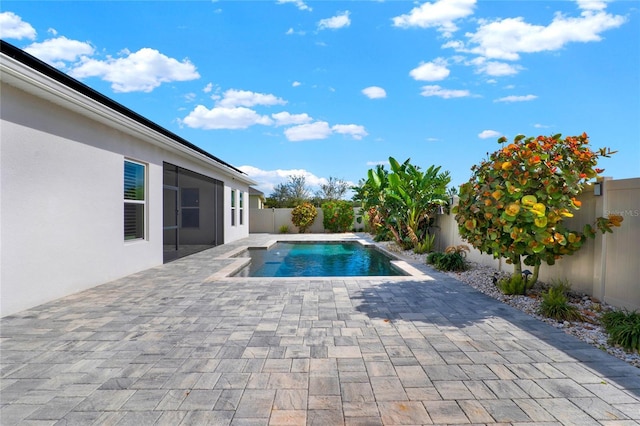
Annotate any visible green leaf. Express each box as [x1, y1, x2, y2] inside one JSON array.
[[532, 244, 545, 253], [388, 157, 402, 173]]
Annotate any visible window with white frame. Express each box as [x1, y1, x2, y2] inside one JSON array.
[[124, 160, 146, 240], [231, 189, 236, 226], [239, 191, 244, 225]]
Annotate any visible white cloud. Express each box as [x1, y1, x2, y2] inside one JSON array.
[[420, 85, 471, 99], [366, 161, 389, 166], [70, 48, 199, 93], [478, 130, 502, 139], [283, 121, 368, 141], [470, 57, 521, 76], [332, 124, 368, 140], [284, 121, 333, 141], [24, 37, 94, 68], [362, 86, 387, 99], [494, 94, 537, 103], [286, 27, 306, 36], [318, 11, 351, 30], [182, 105, 273, 129], [216, 89, 286, 108], [292, 81, 302, 87], [203, 83, 214, 93], [0, 12, 36, 40], [272, 111, 313, 126], [277, 0, 312, 12], [576, 0, 609, 11], [392, 0, 476, 36], [534, 123, 552, 128], [461, 9, 626, 61], [409, 59, 450, 81], [238, 165, 327, 195]]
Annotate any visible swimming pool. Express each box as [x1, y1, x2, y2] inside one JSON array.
[[233, 242, 405, 277]]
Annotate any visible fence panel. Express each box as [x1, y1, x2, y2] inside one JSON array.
[[602, 179, 640, 310], [249, 207, 365, 234], [434, 178, 639, 311]]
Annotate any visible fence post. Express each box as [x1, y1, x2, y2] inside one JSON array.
[[592, 177, 611, 302]]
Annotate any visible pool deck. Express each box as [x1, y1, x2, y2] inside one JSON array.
[[1, 233, 639, 425]]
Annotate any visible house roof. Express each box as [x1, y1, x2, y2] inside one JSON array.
[[0, 40, 249, 179]]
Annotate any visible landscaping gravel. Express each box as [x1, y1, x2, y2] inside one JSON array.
[[382, 242, 640, 369]]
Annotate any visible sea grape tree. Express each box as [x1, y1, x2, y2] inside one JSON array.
[[454, 133, 622, 286]]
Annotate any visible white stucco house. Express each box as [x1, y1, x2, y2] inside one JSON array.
[[0, 41, 256, 317]]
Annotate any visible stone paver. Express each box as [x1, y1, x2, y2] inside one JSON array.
[[1, 233, 639, 425]]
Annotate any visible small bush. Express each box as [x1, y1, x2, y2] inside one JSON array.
[[497, 275, 527, 296], [602, 310, 640, 352], [427, 252, 444, 265], [322, 200, 355, 233], [445, 244, 470, 257], [426, 251, 466, 272], [291, 202, 317, 233], [601, 310, 628, 329], [278, 224, 289, 234], [414, 234, 436, 254], [539, 281, 583, 322]]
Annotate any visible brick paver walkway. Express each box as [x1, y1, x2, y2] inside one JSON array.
[[2, 234, 639, 425]]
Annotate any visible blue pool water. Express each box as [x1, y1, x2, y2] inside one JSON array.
[[234, 242, 404, 277]]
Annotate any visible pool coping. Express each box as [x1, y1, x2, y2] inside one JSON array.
[[204, 238, 430, 281]]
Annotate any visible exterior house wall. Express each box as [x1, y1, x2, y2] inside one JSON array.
[[224, 185, 249, 243], [1, 49, 253, 317], [249, 195, 264, 209]]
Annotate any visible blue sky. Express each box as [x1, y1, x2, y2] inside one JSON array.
[[2, 0, 638, 196]]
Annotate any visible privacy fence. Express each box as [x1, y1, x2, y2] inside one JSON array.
[[249, 178, 639, 310], [436, 178, 640, 311], [249, 207, 365, 235]]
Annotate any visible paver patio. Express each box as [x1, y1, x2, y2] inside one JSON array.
[[1, 233, 639, 425]]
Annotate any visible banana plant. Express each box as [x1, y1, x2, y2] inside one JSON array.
[[386, 157, 451, 248], [355, 158, 451, 249]]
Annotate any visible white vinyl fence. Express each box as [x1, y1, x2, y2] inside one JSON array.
[[249, 207, 365, 234]]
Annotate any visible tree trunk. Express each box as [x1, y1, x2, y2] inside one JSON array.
[[512, 255, 522, 277], [406, 225, 419, 248], [530, 264, 540, 287], [388, 225, 403, 248]]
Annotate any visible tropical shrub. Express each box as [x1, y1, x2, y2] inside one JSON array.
[[497, 275, 527, 296], [291, 202, 317, 233], [426, 246, 467, 272], [353, 157, 451, 250], [322, 200, 355, 233], [454, 133, 622, 285], [538, 280, 583, 321], [414, 234, 436, 254], [278, 224, 290, 234], [602, 310, 640, 352]]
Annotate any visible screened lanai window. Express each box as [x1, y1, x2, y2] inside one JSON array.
[[124, 160, 146, 240]]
